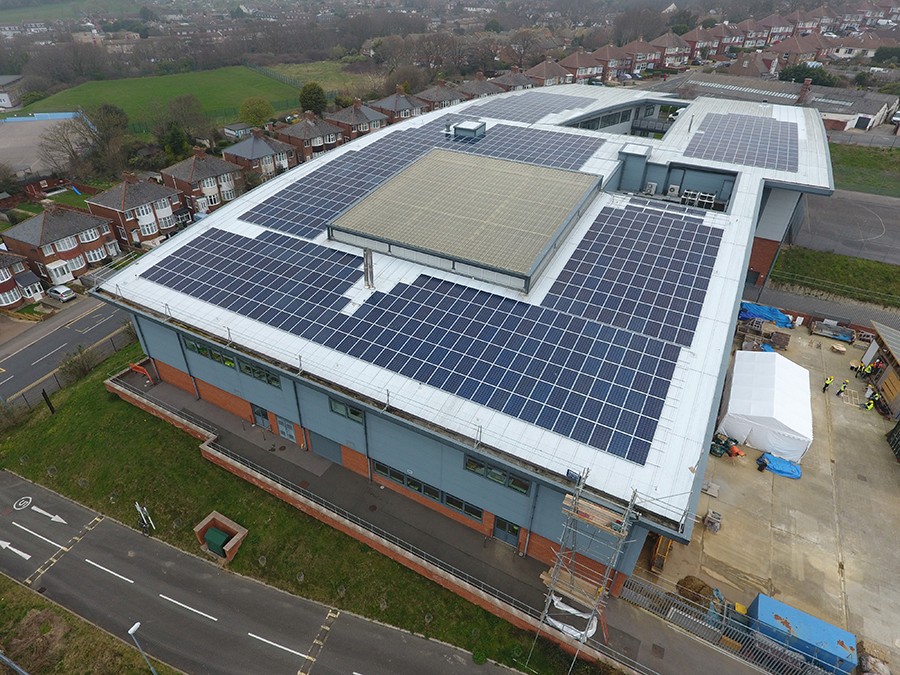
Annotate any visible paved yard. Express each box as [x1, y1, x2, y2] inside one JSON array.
[[638, 331, 900, 663]]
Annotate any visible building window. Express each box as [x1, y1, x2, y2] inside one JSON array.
[[117, 226, 127, 239], [0, 287, 21, 306], [644, 106, 655, 117], [182, 336, 236, 369], [139, 220, 159, 237], [329, 397, 363, 423], [78, 228, 99, 243], [324, 133, 336, 143], [0, 268, 8, 282], [464, 454, 530, 495], [40, 244, 54, 256], [371, 460, 471, 513], [67, 254, 85, 269], [221, 188, 235, 201], [358, 122, 369, 132], [86, 247, 107, 263], [371, 121, 381, 129], [400, 109, 410, 118], [303, 140, 310, 147], [56, 236, 77, 251], [99, 223, 110, 235], [311, 136, 323, 146], [12, 262, 25, 274], [202, 177, 216, 188], [154, 198, 169, 210], [159, 215, 175, 229], [106, 241, 120, 257], [207, 193, 220, 206], [236, 358, 281, 388], [136, 203, 153, 217]]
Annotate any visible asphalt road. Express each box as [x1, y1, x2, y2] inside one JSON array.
[[0, 296, 125, 401], [0, 472, 512, 675], [801, 190, 900, 266]]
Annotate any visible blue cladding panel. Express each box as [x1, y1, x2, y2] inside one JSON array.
[[542, 203, 722, 347], [684, 113, 799, 172], [238, 117, 603, 239], [142, 230, 675, 465]]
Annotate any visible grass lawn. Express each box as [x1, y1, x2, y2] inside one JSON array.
[[14, 303, 44, 318], [20, 67, 300, 127], [773, 246, 900, 307], [0, 343, 615, 675], [270, 61, 375, 95], [828, 144, 900, 198], [0, 0, 135, 23], [0, 574, 175, 674], [48, 190, 90, 210]]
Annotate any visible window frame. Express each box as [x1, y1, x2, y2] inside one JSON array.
[[329, 397, 364, 423]]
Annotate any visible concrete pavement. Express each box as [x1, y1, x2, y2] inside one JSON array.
[[802, 190, 900, 266]]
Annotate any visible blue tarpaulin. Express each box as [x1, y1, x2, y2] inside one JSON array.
[[739, 302, 793, 328], [761, 344, 775, 352], [758, 452, 802, 479]]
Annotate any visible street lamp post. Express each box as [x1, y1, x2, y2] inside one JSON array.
[[128, 622, 158, 675]]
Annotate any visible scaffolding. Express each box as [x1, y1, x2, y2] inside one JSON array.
[[526, 470, 638, 674]]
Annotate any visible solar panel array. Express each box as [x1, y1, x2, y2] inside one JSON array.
[[141, 227, 677, 464], [239, 118, 604, 239], [543, 204, 721, 347], [684, 113, 798, 172], [466, 91, 597, 124]]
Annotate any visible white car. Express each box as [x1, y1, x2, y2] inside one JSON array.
[[891, 111, 900, 124], [47, 285, 76, 302]]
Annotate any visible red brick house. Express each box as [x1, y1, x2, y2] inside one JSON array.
[[457, 72, 504, 100], [707, 22, 746, 55], [736, 19, 770, 50], [650, 32, 691, 68], [324, 99, 388, 141], [0, 251, 43, 308], [619, 38, 663, 74], [221, 130, 297, 183], [368, 86, 428, 124], [87, 175, 187, 248], [681, 27, 720, 60], [275, 112, 345, 163], [558, 48, 601, 83], [525, 58, 573, 86], [414, 80, 464, 112], [490, 66, 534, 92], [161, 148, 245, 216], [1, 205, 118, 285], [591, 44, 625, 82], [759, 13, 794, 44]]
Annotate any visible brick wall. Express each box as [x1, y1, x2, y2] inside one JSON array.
[[526, 531, 626, 597], [748, 237, 781, 287], [154, 359, 195, 394], [341, 445, 368, 477], [104, 379, 210, 441], [195, 377, 251, 421]]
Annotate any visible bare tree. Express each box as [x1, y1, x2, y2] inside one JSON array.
[[371, 35, 410, 71], [39, 118, 92, 177], [509, 29, 545, 69], [614, 9, 666, 46]]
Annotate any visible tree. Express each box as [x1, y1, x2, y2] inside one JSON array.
[[239, 97, 274, 127], [701, 18, 717, 29], [299, 82, 327, 116], [485, 18, 502, 32], [614, 9, 666, 46], [0, 162, 19, 195], [152, 95, 211, 147], [38, 107, 131, 180], [779, 64, 839, 87]]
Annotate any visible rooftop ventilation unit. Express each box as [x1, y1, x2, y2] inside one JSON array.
[[452, 120, 486, 139], [666, 184, 681, 200], [644, 182, 658, 195]]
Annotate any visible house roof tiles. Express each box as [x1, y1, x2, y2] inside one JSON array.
[[2, 207, 111, 246], [524, 58, 571, 80], [0, 251, 26, 269], [162, 151, 242, 183], [278, 114, 343, 140], [88, 178, 179, 213], [415, 82, 463, 104], [369, 88, 428, 113], [457, 74, 504, 97], [224, 133, 294, 161], [326, 101, 388, 126]]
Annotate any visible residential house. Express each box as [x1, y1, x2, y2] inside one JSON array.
[[736, 19, 770, 49], [619, 38, 663, 74], [558, 48, 601, 84], [223, 122, 252, 140], [414, 81, 464, 112], [783, 10, 820, 35], [0, 75, 24, 109], [721, 51, 781, 78], [490, 67, 534, 92], [0, 251, 43, 309], [368, 86, 428, 124], [1, 206, 118, 286], [807, 6, 841, 33], [524, 58, 572, 87], [650, 32, 691, 68], [775, 35, 821, 65], [324, 99, 388, 141], [759, 14, 795, 44], [681, 27, 720, 60], [87, 175, 187, 248], [830, 32, 889, 59], [708, 23, 746, 54], [591, 44, 624, 81], [161, 148, 245, 216], [457, 72, 504, 99], [275, 112, 345, 162], [221, 130, 297, 183], [857, 1, 887, 26]]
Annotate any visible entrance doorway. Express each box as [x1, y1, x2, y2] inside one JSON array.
[[494, 517, 521, 547], [251, 403, 269, 429], [275, 415, 296, 443]]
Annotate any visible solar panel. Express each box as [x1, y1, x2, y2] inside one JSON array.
[[683, 113, 798, 172], [141, 229, 674, 465], [542, 204, 721, 347], [466, 91, 597, 124], [239, 118, 604, 240]]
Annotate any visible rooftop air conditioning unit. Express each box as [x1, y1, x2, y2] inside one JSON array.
[[666, 184, 681, 199], [644, 182, 658, 195]]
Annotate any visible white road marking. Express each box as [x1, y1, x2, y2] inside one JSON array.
[[84, 558, 134, 584], [12, 522, 67, 550], [31, 505, 67, 524], [78, 313, 116, 334], [159, 594, 218, 622], [0, 540, 31, 560], [30, 343, 68, 366], [0, 303, 99, 363], [0, 375, 13, 387], [247, 632, 311, 659]]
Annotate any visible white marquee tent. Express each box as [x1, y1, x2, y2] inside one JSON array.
[[717, 351, 813, 462]]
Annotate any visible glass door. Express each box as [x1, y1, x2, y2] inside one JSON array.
[[251, 403, 269, 429], [275, 415, 297, 443], [493, 517, 520, 547]]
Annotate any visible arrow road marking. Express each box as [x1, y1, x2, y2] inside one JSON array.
[[12, 522, 67, 550], [0, 540, 31, 560], [30, 505, 67, 524], [159, 594, 218, 622], [84, 559, 134, 584], [247, 633, 312, 660]]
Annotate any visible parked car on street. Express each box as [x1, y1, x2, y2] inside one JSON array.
[[47, 285, 76, 303]]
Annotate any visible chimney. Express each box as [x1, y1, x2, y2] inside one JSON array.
[[511, 66, 520, 74], [193, 146, 206, 159], [122, 171, 138, 184], [475, 71, 485, 81], [353, 98, 362, 109], [305, 110, 316, 121], [251, 128, 264, 139], [395, 83, 404, 94], [437, 79, 446, 87], [40, 199, 59, 212], [797, 77, 812, 103]]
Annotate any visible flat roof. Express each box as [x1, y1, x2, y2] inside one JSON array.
[[331, 149, 597, 277]]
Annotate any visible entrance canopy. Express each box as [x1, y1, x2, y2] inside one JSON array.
[[717, 351, 813, 463]]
